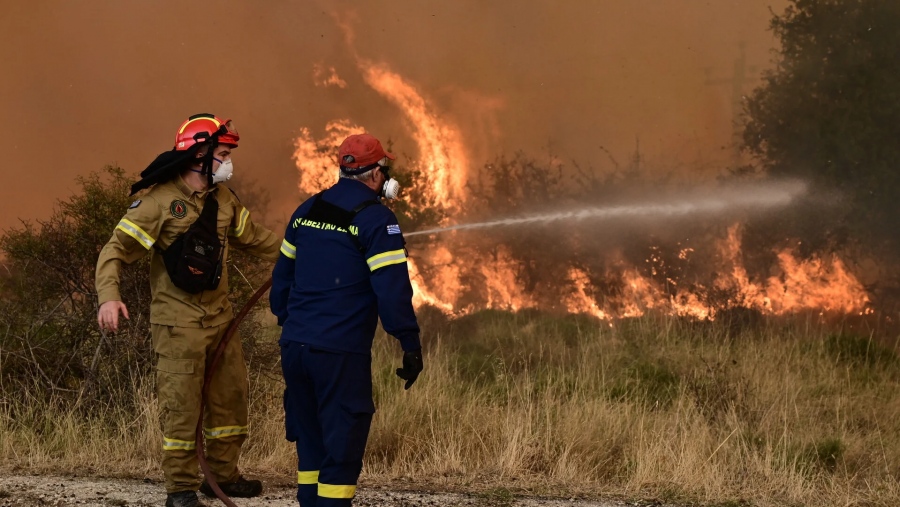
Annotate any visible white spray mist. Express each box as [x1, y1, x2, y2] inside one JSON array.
[[405, 179, 808, 237]]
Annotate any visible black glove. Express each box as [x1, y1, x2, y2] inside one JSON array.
[[395, 349, 423, 390]]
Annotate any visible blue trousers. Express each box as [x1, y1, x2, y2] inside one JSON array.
[[281, 341, 375, 507]]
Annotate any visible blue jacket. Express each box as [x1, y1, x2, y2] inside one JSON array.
[[271, 178, 421, 355]]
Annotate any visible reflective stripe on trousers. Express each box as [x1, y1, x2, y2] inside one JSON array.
[[152, 323, 249, 494]]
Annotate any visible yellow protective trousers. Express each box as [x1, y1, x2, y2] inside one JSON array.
[[151, 323, 249, 493]]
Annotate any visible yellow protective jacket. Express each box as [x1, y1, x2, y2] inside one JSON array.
[[95, 176, 280, 328]]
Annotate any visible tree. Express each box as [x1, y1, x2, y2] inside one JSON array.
[[744, 0, 900, 257]]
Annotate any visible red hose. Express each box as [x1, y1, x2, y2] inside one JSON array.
[[195, 278, 273, 507]]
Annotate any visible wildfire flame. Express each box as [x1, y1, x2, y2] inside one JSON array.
[[313, 63, 348, 89], [359, 60, 468, 207], [403, 225, 870, 319], [293, 120, 365, 195], [619, 225, 872, 319], [293, 28, 872, 321]]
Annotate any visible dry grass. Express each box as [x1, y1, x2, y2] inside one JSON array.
[[3, 310, 900, 506]]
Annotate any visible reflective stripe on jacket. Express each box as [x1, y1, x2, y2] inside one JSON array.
[[95, 176, 280, 328], [271, 178, 420, 354]]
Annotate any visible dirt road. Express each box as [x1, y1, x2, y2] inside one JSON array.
[[0, 475, 663, 507]]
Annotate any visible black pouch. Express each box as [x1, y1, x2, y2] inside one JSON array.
[[160, 195, 223, 294]]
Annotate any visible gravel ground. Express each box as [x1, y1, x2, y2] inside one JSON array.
[[0, 475, 670, 507]]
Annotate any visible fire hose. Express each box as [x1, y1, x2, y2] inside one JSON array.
[[195, 278, 272, 507]]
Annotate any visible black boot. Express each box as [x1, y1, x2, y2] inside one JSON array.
[[199, 476, 263, 498], [165, 491, 200, 507]]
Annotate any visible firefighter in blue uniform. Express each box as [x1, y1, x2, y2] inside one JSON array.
[[271, 133, 423, 507]]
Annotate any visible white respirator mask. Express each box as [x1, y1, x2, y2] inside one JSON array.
[[212, 158, 234, 184], [382, 177, 400, 199], [379, 166, 400, 199]]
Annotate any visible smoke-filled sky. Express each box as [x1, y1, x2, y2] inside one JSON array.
[[0, 0, 787, 232]]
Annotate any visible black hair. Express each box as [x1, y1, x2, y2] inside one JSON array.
[[129, 143, 203, 195]]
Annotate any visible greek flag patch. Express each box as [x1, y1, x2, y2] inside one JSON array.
[[129, 200, 142, 209], [386, 224, 401, 235]]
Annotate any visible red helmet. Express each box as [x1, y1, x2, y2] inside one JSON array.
[[174, 114, 239, 151]]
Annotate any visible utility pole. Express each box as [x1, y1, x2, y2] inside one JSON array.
[[705, 42, 758, 169]]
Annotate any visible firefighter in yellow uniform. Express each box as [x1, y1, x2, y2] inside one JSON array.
[[95, 114, 280, 507]]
